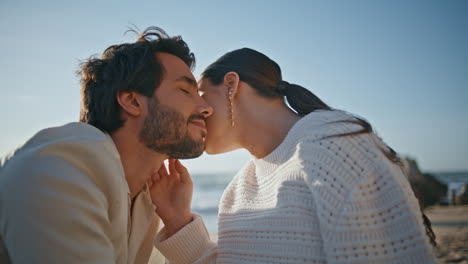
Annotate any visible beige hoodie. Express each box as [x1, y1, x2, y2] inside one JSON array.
[[0, 122, 164, 264]]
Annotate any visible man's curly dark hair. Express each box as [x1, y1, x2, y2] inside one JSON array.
[[78, 26, 195, 133]]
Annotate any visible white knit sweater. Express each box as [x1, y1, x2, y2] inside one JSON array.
[[155, 110, 436, 264]]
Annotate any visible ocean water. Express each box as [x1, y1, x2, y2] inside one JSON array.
[[191, 172, 234, 235], [432, 172, 468, 201], [432, 172, 468, 185]]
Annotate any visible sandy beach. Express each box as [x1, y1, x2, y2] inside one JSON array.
[[426, 205, 468, 264]]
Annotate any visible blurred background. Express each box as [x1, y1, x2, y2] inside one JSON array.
[[1, 1, 467, 262]]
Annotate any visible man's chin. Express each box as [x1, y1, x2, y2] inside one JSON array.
[[170, 151, 203, 160], [169, 144, 205, 160]]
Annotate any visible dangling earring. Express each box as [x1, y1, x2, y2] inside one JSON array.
[[228, 88, 235, 127]]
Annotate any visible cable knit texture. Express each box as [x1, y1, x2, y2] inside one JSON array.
[[155, 110, 436, 264]]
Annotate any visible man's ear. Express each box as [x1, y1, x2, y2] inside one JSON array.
[[223, 72, 240, 99], [116, 91, 144, 117]]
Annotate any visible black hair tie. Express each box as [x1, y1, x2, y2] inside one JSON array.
[[277, 80, 290, 95]]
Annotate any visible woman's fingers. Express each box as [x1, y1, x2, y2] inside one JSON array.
[[175, 159, 191, 184], [154, 159, 188, 184], [152, 171, 160, 182], [168, 159, 181, 182], [152, 161, 170, 189], [158, 161, 170, 178]]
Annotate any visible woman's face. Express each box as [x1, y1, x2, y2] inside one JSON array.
[[198, 78, 236, 154]]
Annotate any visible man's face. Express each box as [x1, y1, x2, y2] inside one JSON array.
[[138, 53, 213, 159]]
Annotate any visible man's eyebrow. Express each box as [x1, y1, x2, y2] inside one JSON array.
[[175, 76, 198, 88]]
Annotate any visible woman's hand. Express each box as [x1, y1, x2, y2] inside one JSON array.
[[150, 159, 194, 238]]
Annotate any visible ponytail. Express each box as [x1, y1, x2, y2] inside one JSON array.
[[277, 81, 331, 116]]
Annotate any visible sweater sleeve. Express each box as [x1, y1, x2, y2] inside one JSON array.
[[154, 215, 217, 264], [302, 134, 436, 264], [0, 139, 124, 263]]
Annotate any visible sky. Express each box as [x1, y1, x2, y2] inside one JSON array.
[[0, 0, 467, 174]]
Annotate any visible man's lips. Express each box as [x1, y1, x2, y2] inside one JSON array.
[[189, 119, 206, 129]]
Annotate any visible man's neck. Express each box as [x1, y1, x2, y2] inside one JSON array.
[[110, 130, 166, 199]]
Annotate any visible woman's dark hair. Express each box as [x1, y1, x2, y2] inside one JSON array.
[[201, 48, 331, 116], [201, 47, 437, 246], [78, 26, 195, 133]]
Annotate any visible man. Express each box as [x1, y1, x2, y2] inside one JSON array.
[[0, 26, 212, 263]]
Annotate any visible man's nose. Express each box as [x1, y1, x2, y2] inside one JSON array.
[[196, 97, 213, 118]]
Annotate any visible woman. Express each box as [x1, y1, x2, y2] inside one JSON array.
[[153, 48, 437, 264]]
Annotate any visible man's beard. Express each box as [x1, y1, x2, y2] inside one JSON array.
[[138, 96, 206, 159]]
